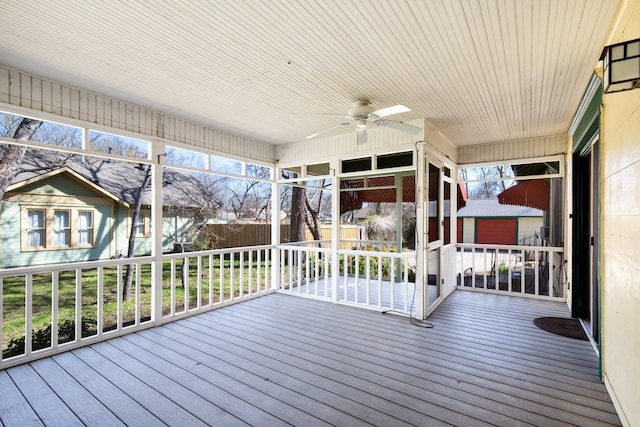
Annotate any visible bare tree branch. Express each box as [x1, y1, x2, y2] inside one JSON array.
[[0, 118, 43, 200]]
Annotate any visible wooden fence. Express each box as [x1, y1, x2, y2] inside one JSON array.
[[205, 223, 361, 248]]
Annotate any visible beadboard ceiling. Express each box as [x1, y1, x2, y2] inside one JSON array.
[[0, 0, 620, 146]]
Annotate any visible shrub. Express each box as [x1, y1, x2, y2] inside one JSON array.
[[498, 262, 509, 275], [2, 317, 96, 359]]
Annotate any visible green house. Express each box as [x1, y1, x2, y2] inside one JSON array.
[[0, 150, 214, 268]]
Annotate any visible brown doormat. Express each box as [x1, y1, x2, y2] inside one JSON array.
[[533, 317, 589, 340]]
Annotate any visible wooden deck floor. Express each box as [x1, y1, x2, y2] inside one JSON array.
[[0, 290, 621, 426]]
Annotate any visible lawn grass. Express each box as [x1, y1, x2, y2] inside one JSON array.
[[2, 256, 272, 357]]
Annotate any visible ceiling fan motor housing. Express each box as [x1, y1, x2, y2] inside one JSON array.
[[347, 100, 375, 119]]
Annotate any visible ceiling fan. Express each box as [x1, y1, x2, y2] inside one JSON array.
[[305, 100, 422, 144]]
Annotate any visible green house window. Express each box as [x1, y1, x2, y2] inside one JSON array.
[[27, 210, 45, 248], [22, 206, 96, 251], [78, 211, 94, 245], [53, 210, 71, 247]]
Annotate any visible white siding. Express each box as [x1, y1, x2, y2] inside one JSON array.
[[457, 135, 567, 164], [276, 118, 457, 165], [0, 66, 276, 164], [599, 4, 640, 424], [517, 217, 543, 244]]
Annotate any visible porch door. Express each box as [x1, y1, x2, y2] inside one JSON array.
[[422, 151, 445, 316], [572, 138, 600, 343]]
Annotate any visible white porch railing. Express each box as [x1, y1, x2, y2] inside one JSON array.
[[278, 241, 416, 315], [0, 245, 274, 370], [278, 241, 332, 300], [455, 243, 565, 300]]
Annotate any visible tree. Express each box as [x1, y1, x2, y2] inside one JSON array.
[[281, 173, 331, 243], [0, 118, 43, 201], [289, 184, 306, 242], [303, 179, 330, 241], [462, 166, 513, 199], [123, 164, 152, 301]]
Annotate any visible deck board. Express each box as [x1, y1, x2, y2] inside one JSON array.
[[30, 358, 125, 427], [0, 370, 43, 426], [1, 290, 621, 426], [7, 363, 82, 426], [240, 293, 619, 426], [52, 351, 164, 427]]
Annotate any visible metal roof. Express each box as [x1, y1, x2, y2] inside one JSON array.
[[458, 198, 543, 217]]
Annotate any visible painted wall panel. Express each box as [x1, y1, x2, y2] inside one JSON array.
[[517, 217, 543, 244], [598, 2, 640, 425], [457, 135, 566, 164], [275, 118, 446, 165], [462, 217, 475, 243]]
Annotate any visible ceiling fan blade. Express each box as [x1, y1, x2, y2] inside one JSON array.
[[356, 126, 367, 144], [375, 120, 422, 134], [370, 104, 411, 119], [305, 122, 350, 140]]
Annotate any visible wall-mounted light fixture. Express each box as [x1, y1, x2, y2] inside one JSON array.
[[601, 38, 640, 93]]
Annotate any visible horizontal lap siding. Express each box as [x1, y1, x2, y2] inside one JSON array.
[[458, 134, 567, 164], [0, 66, 276, 164]]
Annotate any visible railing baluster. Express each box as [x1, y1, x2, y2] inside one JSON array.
[[534, 249, 540, 296], [170, 259, 176, 316], [323, 250, 329, 297], [390, 256, 396, 310], [97, 266, 104, 336], [296, 250, 302, 294], [25, 274, 33, 355], [219, 253, 224, 302], [287, 248, 292, 291], [354, 254, 359, 304], [248, 250, 253, 296], [197, 255, 202, 309], [343, 254, 348, 302], [548, 253, 555, 297], [135, 262, 141, 325], [208, 254, 214, 305], [263, 249, 269, 291], [51, 272, 58, 349], [184, 256, 190, 311], [365, 255, 371, 306], [117, 264, 123, 329], [230, 252, 235, 301], [314, 250, 319, 296], [403, 258, 409, 311], [75, 269, 82, 342], [471, 247, 476, 288], [377, 255, 383, 308], [239, 251, 244, 299], [256, 250, 262, 293], [507, 249, 512, 292]]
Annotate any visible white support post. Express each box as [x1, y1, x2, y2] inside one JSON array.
[[331, 164, 339, 303], [271, 167, 280, 291], [395, 173, 403, 280], [151, 141, 164, 325], [414, 144, 426, 319]]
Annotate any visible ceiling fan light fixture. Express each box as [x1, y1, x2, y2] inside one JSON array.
[[356, 119, 367, 130]]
